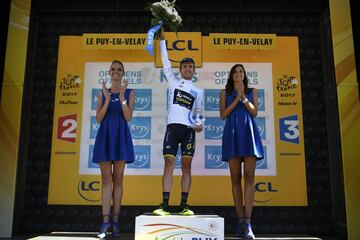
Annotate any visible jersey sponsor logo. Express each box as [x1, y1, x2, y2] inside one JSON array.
[[57, 114, 77, 143], [279, 114, 300, 144], [134, 89, 152, 111], [254, 117, 266, 140], [205, 146, 228, 169], [204, 117, 225, 140], [173, 88, 195, 110], [129, 117, 151, 139], [204, 89, 220, 111], [128, 145, 151, 169]]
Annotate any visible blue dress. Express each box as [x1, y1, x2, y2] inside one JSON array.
[[92, 89, 134, 163], [222, 89, 264, 162]]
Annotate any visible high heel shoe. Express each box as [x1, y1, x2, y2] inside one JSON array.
[[235, 221, 244, 237], [112, 221, 121, 238], [97, 221, 111, 239], [235, 217, 246, 238], [244, 222, 255, 240]]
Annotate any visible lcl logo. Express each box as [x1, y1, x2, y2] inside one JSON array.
[[155, 32, 202, 67], [165, 40, 199, 52], [77, 180, 100, 202]]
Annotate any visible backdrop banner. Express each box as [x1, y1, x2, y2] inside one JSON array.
[[48, 33, 307, 206]]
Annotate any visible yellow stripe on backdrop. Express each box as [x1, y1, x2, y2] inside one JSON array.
[[330, 0, 360, 239], [0, 0, 30, 237]]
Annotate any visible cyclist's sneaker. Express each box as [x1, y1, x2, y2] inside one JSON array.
[[179, 203, 194, 216], [153, 203, 170, 216], [244, 223, 255, 240]]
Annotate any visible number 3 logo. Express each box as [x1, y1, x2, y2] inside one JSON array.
[[57, 114, 77, 143], [279, 115, 299, 144]]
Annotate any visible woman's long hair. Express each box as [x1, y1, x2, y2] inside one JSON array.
[[225, 64, 251, 95]]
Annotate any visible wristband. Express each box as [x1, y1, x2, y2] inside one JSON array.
[[121, 99, 127, 105], [242, 98, 249, 104]]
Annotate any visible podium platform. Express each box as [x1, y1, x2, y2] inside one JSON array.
[[135, 214, 224, 240]]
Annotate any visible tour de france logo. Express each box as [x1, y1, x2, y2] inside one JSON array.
[[59, 73, 81, 92], [276, 74, 298, 92]]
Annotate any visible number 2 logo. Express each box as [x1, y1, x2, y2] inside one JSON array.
[[279, 115, 299, 144], [57, 114, 77, 143]]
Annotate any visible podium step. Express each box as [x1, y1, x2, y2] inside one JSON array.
[[135, 214, 224, 240]]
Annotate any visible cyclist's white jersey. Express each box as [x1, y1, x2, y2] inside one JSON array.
[[160, 40, 204, 127]]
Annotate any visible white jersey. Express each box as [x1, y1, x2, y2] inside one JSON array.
[[160, 40, 204, 127]]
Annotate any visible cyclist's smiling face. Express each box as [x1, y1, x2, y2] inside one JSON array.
[[180, 62, 195, 80]]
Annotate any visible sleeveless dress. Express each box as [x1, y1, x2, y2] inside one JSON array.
[[92, 89, 135, 163], [222, 89, 264, 162]]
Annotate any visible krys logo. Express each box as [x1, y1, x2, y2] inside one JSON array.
[[205, 117, 225, 140], [205, 146, 227, 169], [257, 89, 265, 111], [256, 146, 267, 169], [254, 117, 266, 140], [59, 73, 81, 93], [91, 88, 101, 110], [90, 116, 100, 139], [130, 117, 151, 139], [78, 180, 100, 202], [128, 146, 151, 169], [204, 89, 220, 111], [134, 89, 152, 111], [276, 75, 298, 95]]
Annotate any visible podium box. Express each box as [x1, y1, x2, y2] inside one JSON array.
[[135, 214, 224, 240]]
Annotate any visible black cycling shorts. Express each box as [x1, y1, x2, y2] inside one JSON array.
[[163, 123, 196, 158]]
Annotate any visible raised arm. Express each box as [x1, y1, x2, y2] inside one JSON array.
[[159, 28, 177, 85]]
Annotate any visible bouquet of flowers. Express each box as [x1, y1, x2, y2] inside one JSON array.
[[147, 0, 182, 32]]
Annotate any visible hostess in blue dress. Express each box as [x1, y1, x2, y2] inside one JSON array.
[[93, 88, 134, 163], [222, 89, 264, 162]]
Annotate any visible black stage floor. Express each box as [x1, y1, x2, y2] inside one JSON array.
[[1, 232, 342, 240]]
